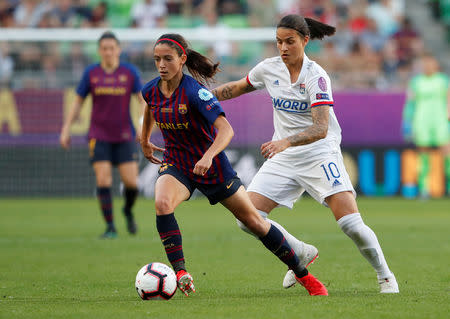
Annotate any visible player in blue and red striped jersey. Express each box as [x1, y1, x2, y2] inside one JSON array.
[[140, 33, 328, 296], [60, 31, 146, 239]]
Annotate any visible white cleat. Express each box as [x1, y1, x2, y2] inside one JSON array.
[[379, 273, 399, 293], [283, 243, 319, 289]]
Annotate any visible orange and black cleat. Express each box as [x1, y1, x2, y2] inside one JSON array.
[[296, 273, 328, 296]]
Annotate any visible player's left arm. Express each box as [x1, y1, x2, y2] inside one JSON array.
[[134, 93, 147, 141], [261, 105, 329, 159], [140, 102, 165, 164], [193, 115, 234, 176]]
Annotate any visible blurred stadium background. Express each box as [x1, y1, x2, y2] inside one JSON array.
[[0, 0, 449, 198]]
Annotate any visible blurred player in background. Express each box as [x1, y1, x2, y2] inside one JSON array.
[[212, 14, 399, 293], [140, 33, 328, 296], [402, 53, 450, 196], [60, 31, 145, 239]]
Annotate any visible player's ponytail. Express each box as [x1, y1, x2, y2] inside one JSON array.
[[155, 34, 219, 85], [277, 15, 336, 40], [185, 48, 220, 85]]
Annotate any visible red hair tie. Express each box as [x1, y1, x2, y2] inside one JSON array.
[[156, 38, 186, 56]]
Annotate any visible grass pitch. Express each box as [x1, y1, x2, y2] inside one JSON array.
[[1, 197, 449, 319]]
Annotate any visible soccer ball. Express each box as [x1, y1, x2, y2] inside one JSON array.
[[135, 262, 177, 300]]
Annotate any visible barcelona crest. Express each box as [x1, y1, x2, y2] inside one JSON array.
[[119, 75, 128, 83], [178, 104, 187, 114]]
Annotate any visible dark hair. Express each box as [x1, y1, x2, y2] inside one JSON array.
[[98, 31, 120, 45], [155, 33, 219, 85], [277, 15, 336, 40]]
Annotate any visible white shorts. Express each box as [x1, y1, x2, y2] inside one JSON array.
[[247, 149, 355, 209]]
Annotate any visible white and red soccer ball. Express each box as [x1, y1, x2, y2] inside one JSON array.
[[135, 262, 177, 300]]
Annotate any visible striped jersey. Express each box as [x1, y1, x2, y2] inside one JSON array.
[[247, 54, 342, 155], [77, 62, 142, 142], [141, 74, 236, 184]]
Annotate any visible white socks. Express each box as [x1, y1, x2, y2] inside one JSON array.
[[337, 213, 391, 279], [236, 210, 305, 257]]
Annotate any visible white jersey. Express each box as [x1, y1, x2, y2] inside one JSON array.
[[247, 54, 342, 157]]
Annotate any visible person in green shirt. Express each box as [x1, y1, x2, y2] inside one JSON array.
[[402, 53, 450, 196]]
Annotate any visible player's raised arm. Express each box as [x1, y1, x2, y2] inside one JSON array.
[[60, 94, 85, 150], [211, 77, 255, 101], [193, 115, 234, 176]]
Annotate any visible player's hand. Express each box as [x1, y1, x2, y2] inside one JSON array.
[[60, 130, 71, 150], [261, 139, 290, 159], [141, 141, 165, 164], [193, 155, 212, 176]]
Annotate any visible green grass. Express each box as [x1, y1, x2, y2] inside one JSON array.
[[0, 198, 449, 319]]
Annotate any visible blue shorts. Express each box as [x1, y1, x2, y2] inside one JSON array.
[[158, 163, 242, 205], [89, 139, 138, 165]]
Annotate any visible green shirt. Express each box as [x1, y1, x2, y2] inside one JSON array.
[[406, 73, 449, 125]]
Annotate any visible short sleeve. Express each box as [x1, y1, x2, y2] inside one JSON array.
[[141, 87, 148, 104], [443, 74, 449, 88], [406, 81, 415, 100], [129, 64, 143, 93], [247, 61, 266, 90], [76, 67, 91, 98], [190, 86, 225, 125], [307, 73, 334, 108], [140, 81, 153, 105], [407, 76, 419, 100]]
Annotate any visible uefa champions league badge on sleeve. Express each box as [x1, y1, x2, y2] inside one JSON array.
[[316, 93, 330, 100], [318, 77, 327, 91], [198, 88, 213, 101]]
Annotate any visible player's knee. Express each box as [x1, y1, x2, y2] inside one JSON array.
[[96, 177, 112, 187], [155, 197, 173, 214]]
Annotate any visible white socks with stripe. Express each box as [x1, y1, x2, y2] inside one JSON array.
[[337, 213, 391, 279], [236, 210, 305, 258]]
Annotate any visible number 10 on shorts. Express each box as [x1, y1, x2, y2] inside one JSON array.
[[320, 162, 341, 181]]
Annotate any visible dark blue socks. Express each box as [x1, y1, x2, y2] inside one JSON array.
[[156, 213, 185, 272], [259, 224, 308, 278], [97, 187, 114, 229], [123, 187, 138, 218]]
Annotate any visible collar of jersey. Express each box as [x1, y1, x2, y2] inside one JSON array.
[[157, 73, 186, 99], [281, 53, 309, 86]]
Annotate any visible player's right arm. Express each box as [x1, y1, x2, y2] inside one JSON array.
[[211, 77, 255, 101], [61, 66, 93, 149], [140, 103, 165, 164], [447, 83, 450, 121], [60, 94, 85, 150], [402, 78, 417, 141], [212, 61, 266, 101]]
